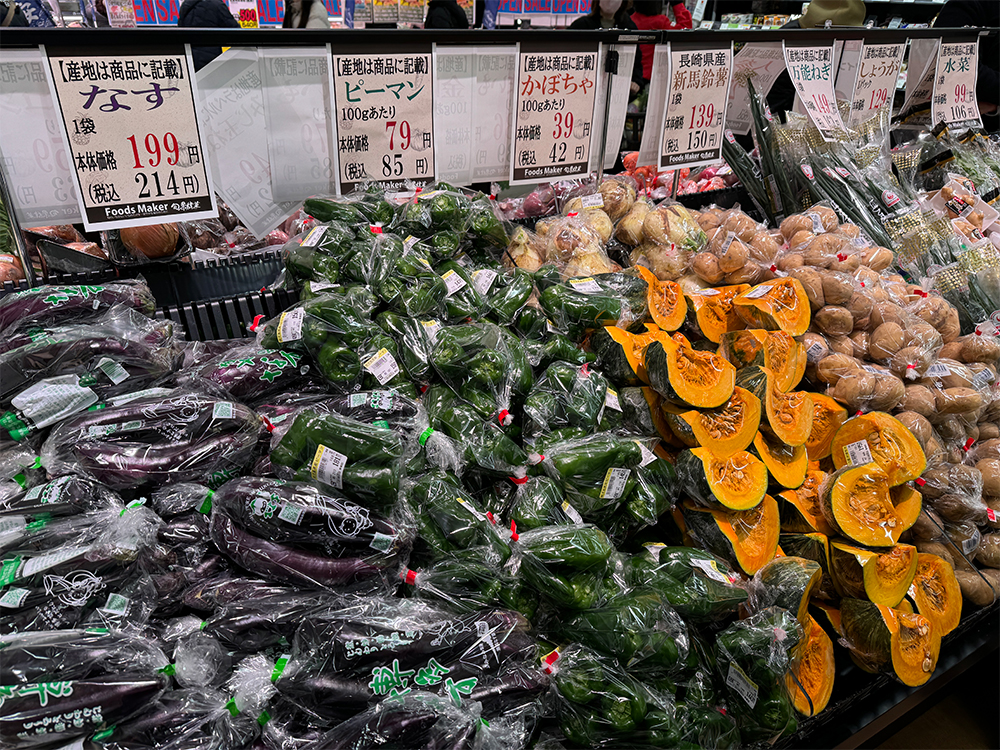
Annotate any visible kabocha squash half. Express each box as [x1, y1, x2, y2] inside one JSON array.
[[805, 393, 848, 461], [757, 555, 822, 625], [840, 598, 940, 687], [685, 284, 750, 344], [778, 470, 836, 536], [890, 484, 922, 534], [785, 613, 835, 717], [733, 278, 811, 337], [821, 464, 907, 547], [907, 553, 962, 636], [645, 336, 735, 409], [680, 386, 761, 458], [636, 266, 686, 331], [720, 330, 806, 392], [590, 325, 647, 386], [752, 431, 808, 489], [676, 447, 769, 511], [737, 366, 814, 447], [831, 412, 927, 487], [681, 494, 780, 575], [829, 541, 918, 607]]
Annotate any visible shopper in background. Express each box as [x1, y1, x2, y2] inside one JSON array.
[[178, 0, 240, 71], [570, 0, 646, 99], [934, 0, 999, 132], [424, 0, 469, 28], [0, 0, 30, 24], [283, 0, 331, 28], [631, 0, 693, 84]]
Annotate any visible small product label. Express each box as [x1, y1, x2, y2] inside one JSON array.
[[310, 445, 347, 489], [370, 391, 396, 411], [581, 193, 605, 209], [727, 662, 759, 708], [569, 277, 603, 294], [349, 393, 367, 408], [22, 546, 86, 578], [11, 377, 98, 430], [441, 269, 467, 296], [805, 342, 825, 363], [417, 257, 433, 269], [691, 557, 732, 583], [403, 235, 419, 252], [600, 467, 631, 500], [843, 439, 874, 467], [742, 283, 772, 300], [0, 557, 22, 586], [852, 236, 868, 248], [987, 508, 996, 523], [561, 500, 584, 525], [102, 593, 130, 616], [0, 587, 30, 608], [972, 369, 993, 390], [301, 226, 327, 247], [277, 308, 305, 344], [945, 197, 973, 217], [696, 288, 720, 296], [962, 535, 977, 555], [212, 402, 235, 420], [97, 358, 130, 385], [926, 363, 950, 378], [456, 497, 486, 522], [25, 485, 44, 501], [643, 542, 666, 562], [863, 365, 883, 375], [721, 231, 736, 254], [635, 441, 657, 466], [545, 319, 559, 333], [370, 531, 395, 553], [421, 319, 441, 343], [809, 212, 824, 234], [0, 516, 26, 537], [310, 280, 339, 293], [278, 503, 305, 525], [471, 269, 498, 296], [604, 388, 622, 412], [363, 349, 400, 385]]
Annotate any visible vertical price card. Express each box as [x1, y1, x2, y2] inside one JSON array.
[[41, 46, 216, 231], [659, 43, 733, 170], [848, 42, 905, 128], [331, 50, 435, 194], [782, 42, 846, 142], [932, 40, 982, 130], [510, 44, 599, 184], [725, 43, 784, 136]]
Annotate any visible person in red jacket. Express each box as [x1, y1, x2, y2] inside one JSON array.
[[631, 0, 692, 83]]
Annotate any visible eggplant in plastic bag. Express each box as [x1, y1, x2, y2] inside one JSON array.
[[0, 280, 156, 339]]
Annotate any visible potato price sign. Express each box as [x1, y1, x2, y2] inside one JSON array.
[[782, 43, 847, 142], [660, 43, 733, 170], [332, 52, 435, 194], [932, 41, 982, 130], [510, 47, 599, 184], [41, 47, 217, 231], [848, 43, 905, 127]]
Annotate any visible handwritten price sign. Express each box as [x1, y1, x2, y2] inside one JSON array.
[[782, 43, 847, 142], [848, 43, 904, 127], [660, 44, 732, 169], [932, 41, 982, 130]]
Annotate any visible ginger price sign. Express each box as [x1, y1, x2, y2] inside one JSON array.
[[660, 44, 733, 170], [42, 46, 216, 231], [848, 43, 904, 127], [331, 52, 435, 194], [510, 46, 599, 184], [932, 41, 982, 130]]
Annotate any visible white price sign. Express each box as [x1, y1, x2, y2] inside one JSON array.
[[332, 51, 435, 193], [228, 0, 259, 27], [782, 43, 847, 142], [0, 50, 82, 226], [901, 39, 938, 116], [510, 46, 599, 184], [848, 43, 905, 127], [105, 0, 137, 27], [932, 41, 982, 129], [659, 43, 732, 170], [725, 43, 785, 136], [42, 46, 217, 231]]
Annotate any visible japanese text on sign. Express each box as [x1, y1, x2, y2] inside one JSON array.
[[332, 53, 434, 193], [932, 41, 982, 129], [660, 44, 732, 169], [511, 49, 598, 183], [42, 47, 216, 231], [725, 43, 784, 136], [782, 43, 846, 142], [228, 0, 259, 27], [848, 43, 904, 127]]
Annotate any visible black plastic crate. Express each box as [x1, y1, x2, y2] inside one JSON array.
[[156, 287, 300, 342]]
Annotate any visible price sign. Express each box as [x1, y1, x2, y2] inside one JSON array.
[[41, 46, 216, 231], [725, 43, 784, 136], [659, 43, 732, 169], [196, 50, 297, 238], [901, 39, 938, 116], [597, 44, 636, 170], [932, 41, 982, 129], [398, 0, 425, 23], [782, 43, 847, 142], [372, 0, 399, 23], [691, 0, 708, 24], [0, 50, 82, 226], [105, 0, 137, 27], [510, 45, 599, 184], [848, 42, 905, 127], [332, 51, 435, 193], [228, 0, 259, 27]]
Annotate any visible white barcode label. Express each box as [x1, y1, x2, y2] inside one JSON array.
[[97, 357, 130, 385], [277, 308, 305, 343], [0, 516, 26, 537], [569, 277, 602, 294], [962, 535, 977, 555], [863, 365, 882, 374], [279, 503, 305, 525], [301, 226, 327, 247], [22, 546, 87, 578], [809, 213, 824, 234], [635, 441, 657, 466], [102, 593, 130, 616], [743, 283, 772, 299], [843, 439, 873, 466], [691, 557, 733, 583], [0, 587, 30, 609], [972, 370, 993, 390], [310, 280, 339, 293], [213, 402, 235, 420], [806, 342, 825, 363], [926, 363, 950, 377], [310, 445, 347, 489], [441, 269, 467, 296], [721, 231, 736, 254], [87, 424, 116, 438], [605, 388, 622, 412], [696, 288, 720, 296], [581, 193, 605, 209], [364, 348, 400, 385], [727, 662, 759, 708], [546, 319, 559, 333], [852, 236, 868, 248], [403, 235, 419, 252], [370, 391, 396, 411], [600, 467, 631, 499], [561, 500, 584, 525], [471, 269, 498, 295], [421, 319, 441, 343], [11, 377, 97, 429]]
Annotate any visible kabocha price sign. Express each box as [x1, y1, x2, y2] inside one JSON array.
[[660, 44, 733, 170], [932, 41, 982, 130], [41, 47, 216, 231], [332, 52, 435, 194], [848, 43, 905, 128], [782, 43, 847, 143], [510, 46, 599, 184]]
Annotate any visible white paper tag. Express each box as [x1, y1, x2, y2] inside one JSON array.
[[25, 484, 44, 501], [604, 388, 622, 412], [569, 277, 603, 294], [0, 587, 30, 609], [97, 357, 130, 385], [301, 226, 328, 247], [441, 269, 467, 296], [863, 365, 883, 375], [727, 662, 759, 708], [743, 283, 772, 299], [600, 467, 631, 499], [102, 592, 130, 616], [212, 402, 235, 420], [926, 363, 950, 378], [806, 342, 825, 363], [421, 319, 442, 344], [809, 212, 824, 234], [277, 308, 305, 344], [561, 500, 584, 525], [310, 445, 347, 489], [11, 377, 98, 430], [310, 280, 339, 293], [363, 348, 400, 385], [635, 441, 658, 467], [22, 546, 87, 578], [644, 542, 666, 562], [471, 269, 498, 296], [403, 235, 419, 252], [972, 370, 993, 390], [278, 503, 305, 525], [691, 557, 733, 583], [843, 439, 874, 467], [581, 193, 605, 209]]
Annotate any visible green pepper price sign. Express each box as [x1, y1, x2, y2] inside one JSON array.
[[331, 52, 435, 194]]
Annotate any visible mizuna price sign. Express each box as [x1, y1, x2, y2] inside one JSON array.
[[510, 45, 599, 184], [331, 51, 435, 193], [659, 43, 733, 170], [782, 43, 846, 142], [932, 41, 982, 130], [848, 42, 905, 128], [41, 46, 216, 231]]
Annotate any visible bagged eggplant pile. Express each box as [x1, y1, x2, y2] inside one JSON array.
[[0, 173, 996, 750]]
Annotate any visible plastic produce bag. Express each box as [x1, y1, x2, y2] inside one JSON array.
[[0, 474, 120, 521], [538, 433, 643, 519], [523, 362, 615, 441], [514, 524, 613, 611], [538, 271, 648, 337], [0, 280, 156, 339], [537, 213, 614, 279], [281, 220, 357, 285], [622, 452, 678, 528], [181, 345, 319, 406]]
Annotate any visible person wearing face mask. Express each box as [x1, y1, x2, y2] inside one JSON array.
[[570, 0, 646, 99]]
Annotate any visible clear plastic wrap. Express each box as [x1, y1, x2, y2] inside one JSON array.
[[538, 433, 643, 520], [0, 475, 120, 521], [523, 362, 615, 441], [514, 524, 613, 611], [538, 271, 648, 337], [536, 212, 615, 280], [181, 345, 320, 406]]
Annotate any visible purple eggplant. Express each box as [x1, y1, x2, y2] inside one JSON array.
[[0, 280, 156, 337], [202, 593, 332, 651], [185, 346, 321, 405], [180, 573, 298, 615], [0, 476, 120, 520]]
